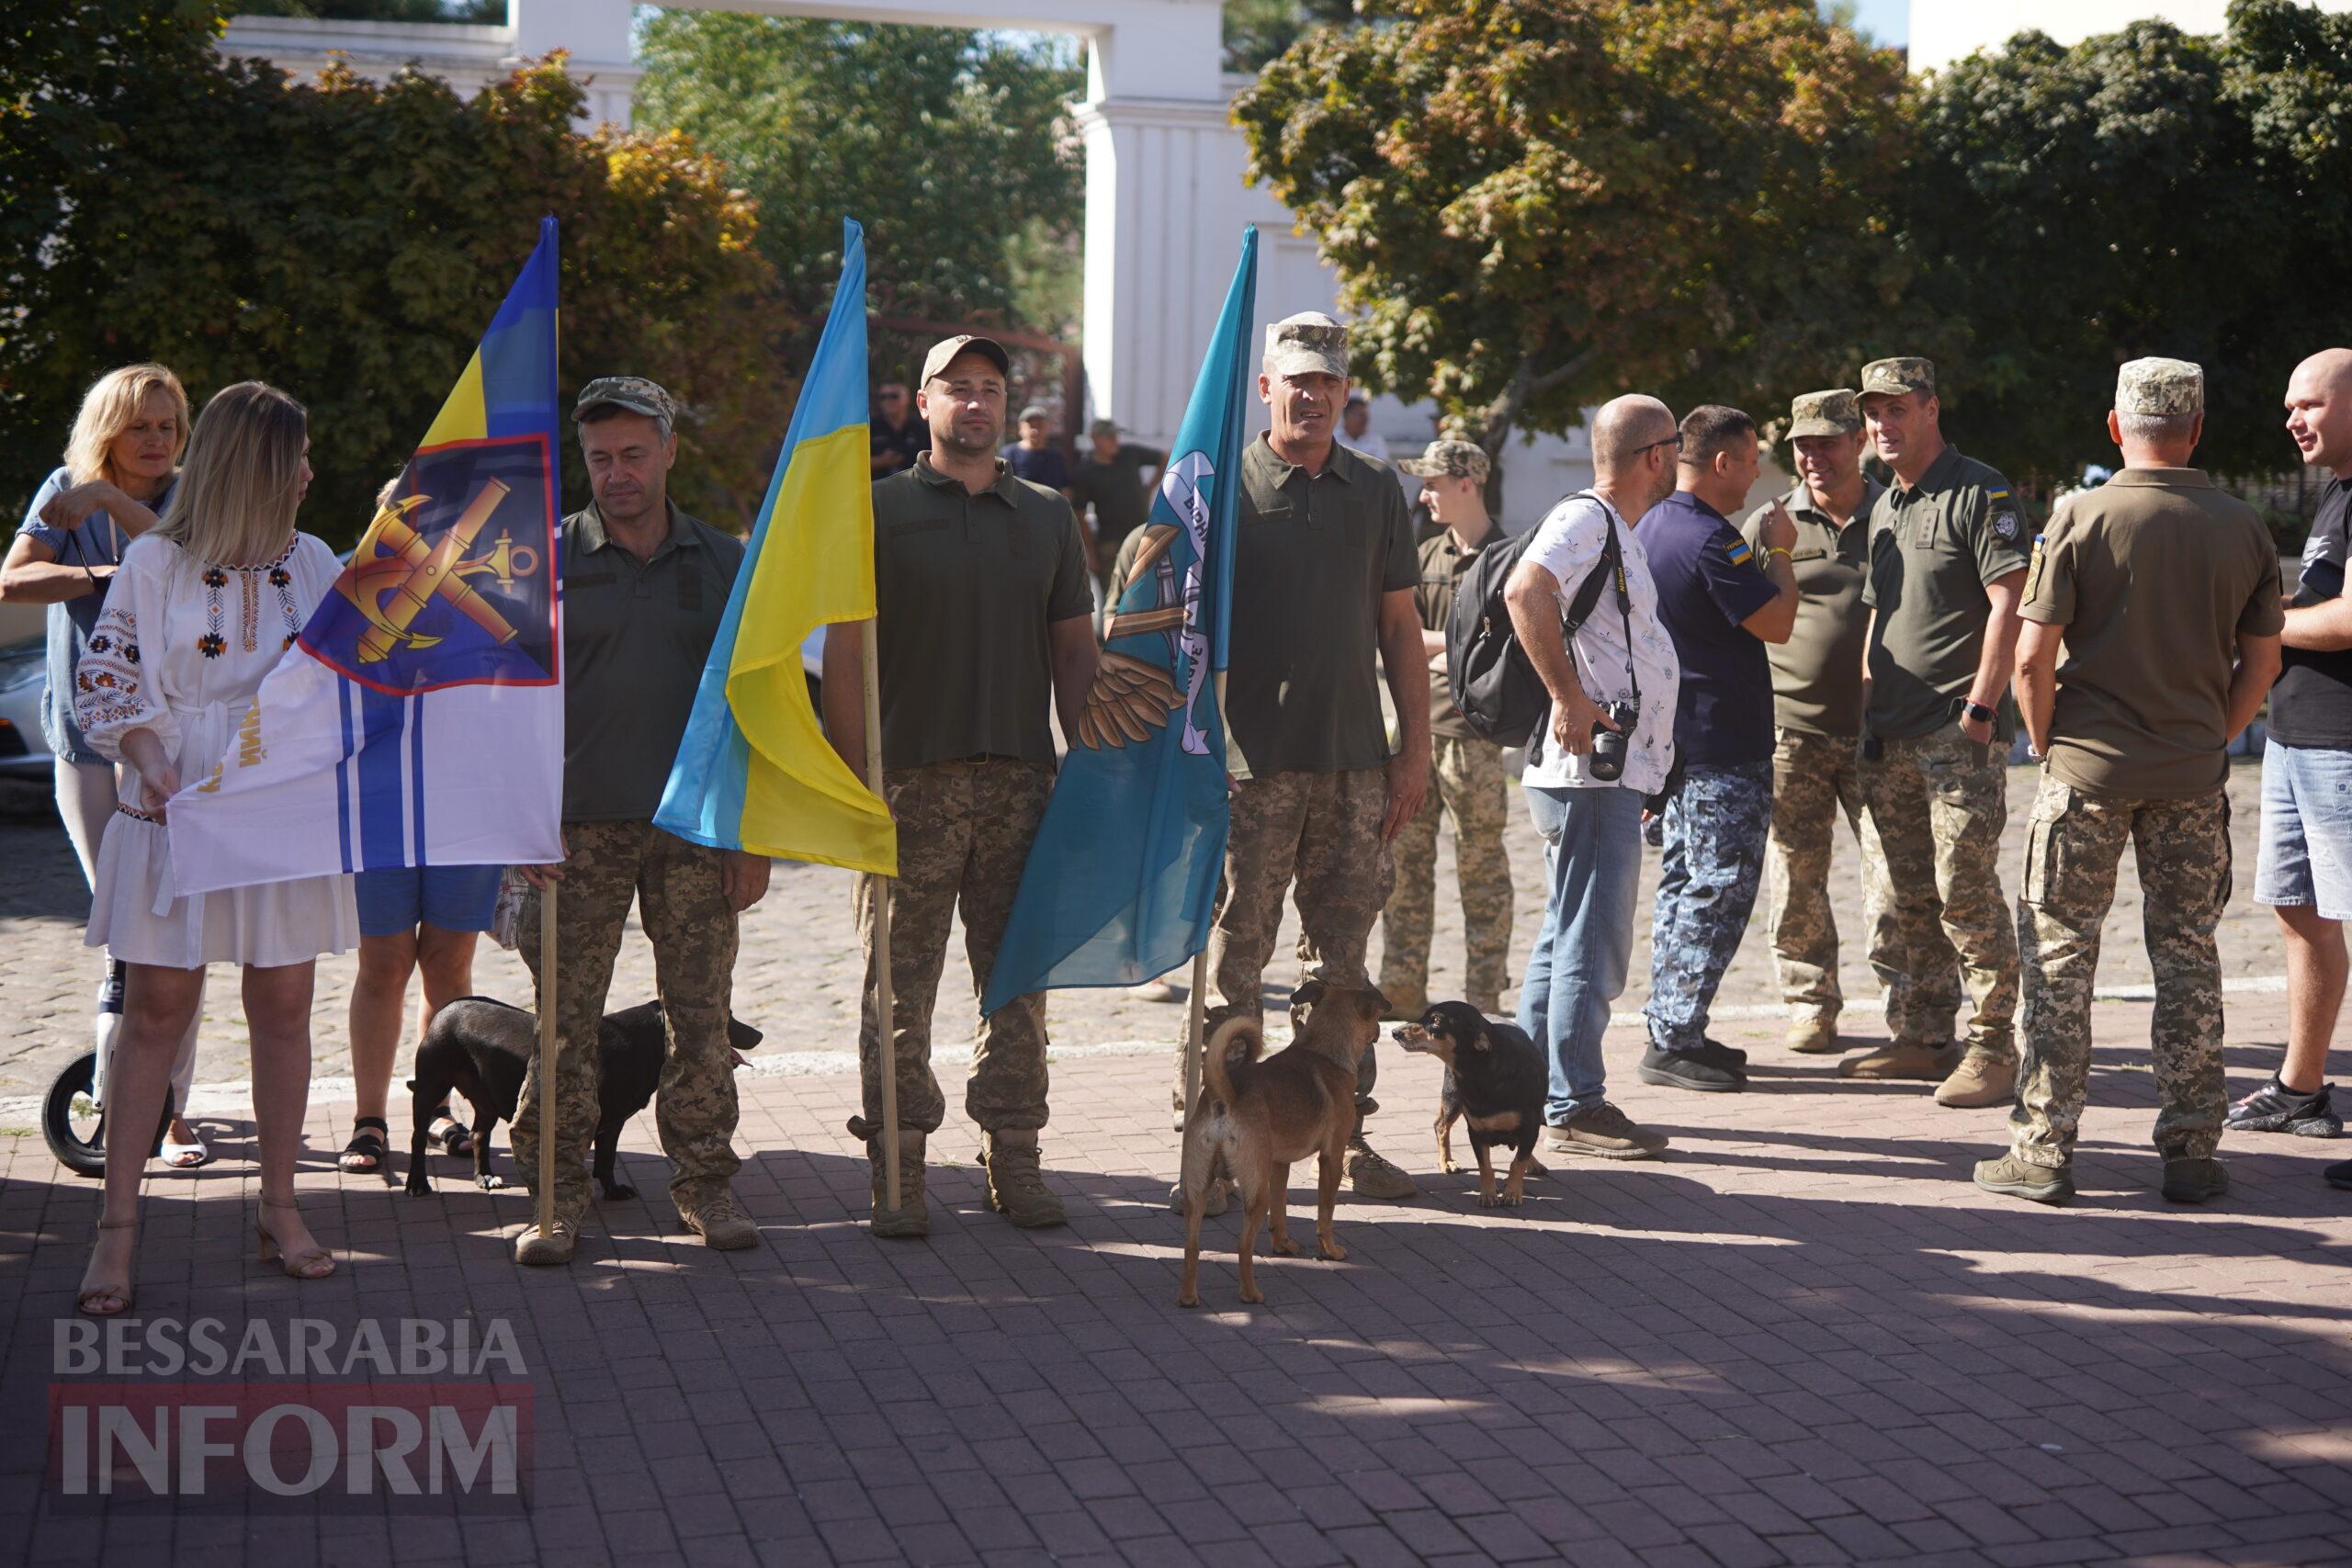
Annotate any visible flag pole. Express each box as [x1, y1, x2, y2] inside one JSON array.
[[536, 882, 559, 1237], [1180, 671, 1233, 1132], [859, 618, 901, 1210]]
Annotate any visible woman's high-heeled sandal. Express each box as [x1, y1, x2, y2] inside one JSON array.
[[78, 1218, 137, 1316], [255, 1197, 335, 1280]]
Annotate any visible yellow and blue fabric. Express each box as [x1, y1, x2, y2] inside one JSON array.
[[655, 218, 895, 874], [980, 228, 1257, 1012]]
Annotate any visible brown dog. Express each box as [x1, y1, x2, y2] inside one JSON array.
[[1175, 979, 1390, 1308]]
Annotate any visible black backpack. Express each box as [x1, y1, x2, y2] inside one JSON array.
[[1444, 498, 1621, 747]]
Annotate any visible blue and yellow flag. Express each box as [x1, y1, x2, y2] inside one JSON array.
[[656, 219, 895, 873], [979, 229, 1257, 1012]]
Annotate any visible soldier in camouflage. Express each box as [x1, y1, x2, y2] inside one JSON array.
[[1975, 358, 2283, 1205], [513, 377, 772, 1266], [1380, 438, 1512, 1016]]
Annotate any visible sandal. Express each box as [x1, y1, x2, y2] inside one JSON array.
[[162, 1121, 211, 1169], [255, 1197, 335, 1280], [78, 1218, 137, 1316], [338, 1116, 390, 1174], [427, 1106, 475, 1160]]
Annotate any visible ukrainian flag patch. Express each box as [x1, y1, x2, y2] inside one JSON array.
[[1725, 536, 1754, 567]]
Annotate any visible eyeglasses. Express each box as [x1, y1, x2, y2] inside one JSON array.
[[1630, 433, 1684, 457]]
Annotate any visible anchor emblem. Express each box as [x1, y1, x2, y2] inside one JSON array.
[[337, 479, 542, 663]]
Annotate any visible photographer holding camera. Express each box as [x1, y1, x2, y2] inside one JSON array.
[[1502, 394, 1687, 1160], [1633, 406, 1799, 1094]]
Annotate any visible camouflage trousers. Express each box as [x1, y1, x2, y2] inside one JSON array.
[[1764, 728, 1917, 1030], [855, 758, 1054, 1137], [1645, 761, 1772, 1052], [2010, 780, 2231, 1167], [514, 819, 741, 1214], [1174, 768, 1393, 1118], [1380, 736, 1513, 1010], [1860, 723, 2016, 1058]]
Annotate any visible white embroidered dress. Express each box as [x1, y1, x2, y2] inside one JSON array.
[[74, 532, 357, 968]]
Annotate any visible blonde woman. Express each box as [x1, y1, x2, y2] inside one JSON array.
[[72, 381, 357, 1314], [0, 364, 211, 1165]]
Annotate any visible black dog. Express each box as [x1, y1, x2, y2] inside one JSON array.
[[1391, 1001, 1549, 1206], [404, 997, 763, 1199]]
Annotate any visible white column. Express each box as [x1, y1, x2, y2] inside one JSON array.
[[510, 0, 641, 127]]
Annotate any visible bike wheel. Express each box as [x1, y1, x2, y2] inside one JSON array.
[[41, 1053, 107, 1179]]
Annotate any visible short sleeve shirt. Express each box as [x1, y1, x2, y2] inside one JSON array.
[[1639, 491, 1780, 768], [2269, 479, 2352, 750], [1517, 492, 1682, 795], [873, 456, 1092, 771], [1001, 443, 1072, 492], [870, 413, 929, 476], [1417, 525, 1500, 740], [1069, 444, 1165, 553], [1225, 435, 1419, 775], [2023, 468, 2284, 796], [559, 501, 745, 822], [1861, 445, 2030, 739], [17, 465, 168, 761], [1741, 478, 1878, 738]]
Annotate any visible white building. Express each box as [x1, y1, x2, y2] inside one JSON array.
[[1908, 0, 2352, 73]]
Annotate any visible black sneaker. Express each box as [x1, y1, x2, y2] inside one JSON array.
[[2224, 1079, 2342, 1137], [2325, 1159, 2352, 1191], [1638, 1044, 1745, 1093], [1696, 1036, 1748, 1069]]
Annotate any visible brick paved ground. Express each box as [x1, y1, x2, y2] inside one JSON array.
[[4, 760, 2351, 1564]]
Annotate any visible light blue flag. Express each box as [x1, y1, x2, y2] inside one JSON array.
[[980, 229, 1256, 1014]]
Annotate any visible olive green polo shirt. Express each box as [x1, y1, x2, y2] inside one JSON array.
[[1418, 524, 1498, 741], [558, 499, 745, 822], [1741, 478, 1880, 738], [872, 455, 1092, 772], [1860, 445, 2030, 740], [2023, 468, 2284, 797], [1069, 443, 1165, 558], [1227, 434, 1420, 775]]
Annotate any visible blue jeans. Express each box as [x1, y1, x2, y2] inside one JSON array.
[[2255, 738, 2352, 921], [1645, 761, 1774, 1053], [1519, 784, 1645, 1122]]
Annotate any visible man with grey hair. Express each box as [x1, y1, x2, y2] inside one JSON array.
[[1976, 357, 2281, 1204], [1175, 310, 1430, 1204]]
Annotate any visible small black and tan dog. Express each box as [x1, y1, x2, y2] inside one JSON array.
[[1392, 1001, 1548, 1207], [403, 997, 763, 1199]]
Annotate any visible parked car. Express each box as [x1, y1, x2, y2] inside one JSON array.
[[0, 637, 51, 780]]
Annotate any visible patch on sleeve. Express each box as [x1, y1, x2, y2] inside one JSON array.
[[1990, 509, 2020, 543], [1724, 536, 1754, 567], [2025, 534, 2045, 596]]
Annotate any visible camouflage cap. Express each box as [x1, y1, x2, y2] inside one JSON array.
[[1858, 357, 1936, 400], [573, 376, 676, 426], [2116, 356, 2204, 416], [1396, 438, 1490, 483], [1787, 388, 1861, 439], [1263, 310, 1350, 378], [920, 333, 1011, 385]]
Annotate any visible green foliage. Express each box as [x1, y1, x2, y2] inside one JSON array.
[[634, 12, 1084, 373], [1233, 0, 1913, 455], [1223, 0, 1359, 73], [232, 1, 504, 20], [0, 10, 774, 542]]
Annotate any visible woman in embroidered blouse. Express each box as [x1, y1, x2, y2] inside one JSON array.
[[72, 381, 356, 1315]]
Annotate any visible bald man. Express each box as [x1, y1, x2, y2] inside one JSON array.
[[2241, 349, 2352, 1183], [1501, 395, 1684, 1159]]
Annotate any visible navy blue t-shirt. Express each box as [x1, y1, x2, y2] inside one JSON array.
[[1639, 490, 1780, 767], [1001, 443, 1072, 491]]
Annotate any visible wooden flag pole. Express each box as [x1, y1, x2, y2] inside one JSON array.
[[1181, 671, 1233, 1137], [858, 617, 901, 1211], [536, 881, 559, 1237]]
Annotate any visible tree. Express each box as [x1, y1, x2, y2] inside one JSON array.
[[1, 6, 775, 539], [634, 12, 1084, 376], [1223, 0, 1358, 73], [1232, 0, 1912, 457]]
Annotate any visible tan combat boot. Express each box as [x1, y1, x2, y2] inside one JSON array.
[[514, 1199, 585, 1267], [1935, 1049, 2017, 1109], [980, 1130, 1067, 1228], [679, 1190, 760, 1250], [1785, 1016, 1843, 1055], [1838, 1040, 1962, 1081], [865, 1129, 929, 1239], [1346, 1131, 1418, 1200]]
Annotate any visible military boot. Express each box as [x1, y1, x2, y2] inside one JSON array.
[[1935, 1049, 2017, 1109], [1972, 1153, 2074, 1205], [2161, 1156, 2229, 1204], [1839, 1040, 1962, 1081], [1346, 1131, 1418, 1200], [1785, 1016, 1843, 1055], [864, 1129, 929, 1239], [679, 1190, 760, 1251], [980, 1130, 1067, 1228], [514, 1198, 586, 1267]]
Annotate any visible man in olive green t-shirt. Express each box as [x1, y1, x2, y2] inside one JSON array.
[[1976, 358, 2284, 1207], [1173, 311, 1430, 1205], [1069, 418, 1164, 598], [1849, 357, 2029, 1111], [822, 333, 1099, 1239]]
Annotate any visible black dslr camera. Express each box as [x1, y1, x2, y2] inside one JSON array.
[[1589, 699, 1639, 781]]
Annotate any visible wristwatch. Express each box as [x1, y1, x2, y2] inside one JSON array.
[[1962, 700, 1997, 725]]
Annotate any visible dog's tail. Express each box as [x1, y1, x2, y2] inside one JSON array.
[[1200, 1015, 1262, 1112]]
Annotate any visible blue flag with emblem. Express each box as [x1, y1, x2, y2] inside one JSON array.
[[979, 228, 1256, 1013]]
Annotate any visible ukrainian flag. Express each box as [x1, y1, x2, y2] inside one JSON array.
[[656, 219, 895, 874]]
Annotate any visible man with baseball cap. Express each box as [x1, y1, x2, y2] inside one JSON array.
[[1176, 310, 1430, 1204], [1069, 416, 1165, 602], [1976, 358, 2282, 1205], [1849, 357, 2028, 1110], [1379, 438, 1513, 1017], [823, 333, 1098, 1237], [512, 375, 772, 1264], [1003, 400, 1074, 500], [1740, 389, 1940, 1059]]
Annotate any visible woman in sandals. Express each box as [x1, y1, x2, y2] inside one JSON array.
[[72, 381, 357, 1314], [337, 477, 503, 1179], [0, 364, 213, 1168]]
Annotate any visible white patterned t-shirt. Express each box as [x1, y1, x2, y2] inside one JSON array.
[[1517, 491, 1681, 794]]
